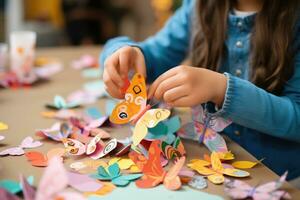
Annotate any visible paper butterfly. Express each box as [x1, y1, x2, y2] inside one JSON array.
[[0, 136, 43, 156], [178, 104, 231, 153], [161, 137, 186, 160], [224, 171, 291, 200], [62, 136, 117, 159], [109, 73, 170, 146], [25, 148, 65, 167], [46, 95, 80, 110], [129, 140, 186, 190], [188, 152, 249, 184], [20, 157, 86, 200], [36, 122, 72, 141], [90, 162, 143, 187], [146, 115, 181, 144], [188, 175, 207, 190], [70, 116, 108, 137]]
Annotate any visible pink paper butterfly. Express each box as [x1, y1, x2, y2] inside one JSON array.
[[21, 157, 87, 200], [36, 122, 72, 141], [178, 104, 231, 153], [70, 117, 108, 137], [224, 171, 291, 200], [0, 136, 43, 156]]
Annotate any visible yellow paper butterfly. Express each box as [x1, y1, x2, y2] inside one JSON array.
[[109, 73, 170, 146], [188, 152, 250, 184]]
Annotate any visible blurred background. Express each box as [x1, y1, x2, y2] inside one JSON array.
[[0, 0, 182, 47]]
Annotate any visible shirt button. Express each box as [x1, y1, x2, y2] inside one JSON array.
[[235, 69, 242, 77], [234, 130, 241, 136], [236, 41, 243, 48], [237, 21, 243, 27]]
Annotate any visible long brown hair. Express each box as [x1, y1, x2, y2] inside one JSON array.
[[191, 0, 299, 94]]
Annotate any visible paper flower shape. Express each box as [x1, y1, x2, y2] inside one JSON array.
[[90, 163, 142, 187]]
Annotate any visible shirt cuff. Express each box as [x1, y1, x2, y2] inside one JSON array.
[[205, 72, 235, 119]]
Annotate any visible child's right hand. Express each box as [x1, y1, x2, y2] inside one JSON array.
[[103, 46, 146, 99]]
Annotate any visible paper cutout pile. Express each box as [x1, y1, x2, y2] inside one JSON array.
[[0, 61, 62, 88], [0, 73, 292, 200]]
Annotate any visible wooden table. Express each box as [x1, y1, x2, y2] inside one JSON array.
[[0, 46, 299, 199]]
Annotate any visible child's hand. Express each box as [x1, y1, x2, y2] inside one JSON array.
[[148, 66, 227, 107], [103, 46, 146, 99]]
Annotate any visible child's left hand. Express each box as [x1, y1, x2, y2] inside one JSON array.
[[148, 66, 227, 107]]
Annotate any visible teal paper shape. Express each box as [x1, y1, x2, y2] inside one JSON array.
[[53, 95, 79, 109], [0, 176, 34, 194], [105, 100, 117, 116], [147, 115, 181, 143], [82, 68, 101, 78], [90, 163, 142, 187], [86, 107, 103, 119]]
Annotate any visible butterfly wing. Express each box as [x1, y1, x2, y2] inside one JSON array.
[[128, 151, 148, 171], [191, 105, 205, 124], [20, 175, 36, 200], [62, 138, 86, 155], [177, 122, 198, 140], [132, 109, 170, 146], [209, 116, 232, 132], [211, 152, 224, 172], [0, 147, 24, 156], [163, 156, 186, 190], [20, 136, 43, 149], [161, 137, 185, 160], [224, 179, 252, 199], [135, 140, 166, 188], [203, 128, 228, 153], [35, 157, 68, 200], [254, 171, 288, 195], [25, 151, 48, 167], [110, 73, 147, 124], [222, 168, 250, 178], [207, 173, 225, 184]]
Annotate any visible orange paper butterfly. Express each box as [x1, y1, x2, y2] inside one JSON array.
[[129, 140, 185, 190], [110, 73, 170, 146]]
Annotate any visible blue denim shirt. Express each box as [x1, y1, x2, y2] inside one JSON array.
[[100, 0, 300, 180]]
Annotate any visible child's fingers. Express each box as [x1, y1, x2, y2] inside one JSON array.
[[163, 85, 189, 103], [106, 61, 123, 87], [133, 50, 147, 77], [152, 75, 182, 100], [118, 47, 132, 78], [104, 80, 123, 99], [168, 95, 192, 107], [148, 69, 177, 98]]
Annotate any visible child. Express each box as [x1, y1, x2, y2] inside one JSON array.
[[100, 0, 300, 181]]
